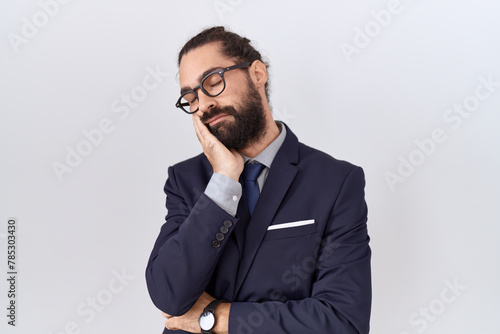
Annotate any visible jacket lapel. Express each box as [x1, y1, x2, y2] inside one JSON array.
[[234, 125, 300, 297]]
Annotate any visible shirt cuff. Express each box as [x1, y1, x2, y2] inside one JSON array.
[[204, 172, 242, 217]]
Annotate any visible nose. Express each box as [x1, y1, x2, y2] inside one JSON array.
[[196, 91, 217, 116]]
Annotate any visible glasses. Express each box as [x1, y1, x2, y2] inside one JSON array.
[[175, 61, 253, 114]]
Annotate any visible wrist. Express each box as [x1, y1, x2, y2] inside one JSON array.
[[215, 169, 240, 182], [213, 302, 230, 334]]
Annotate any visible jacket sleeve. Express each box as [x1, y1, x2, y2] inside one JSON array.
[[145, 165, 238, 316], [228, 166, 371, 334]]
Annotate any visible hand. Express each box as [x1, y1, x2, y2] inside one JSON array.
[[193, 115, 244, 182], [162, 292, 215, 333]]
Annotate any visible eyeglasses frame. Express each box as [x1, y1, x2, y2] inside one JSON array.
[[175, 61, 253, 114]]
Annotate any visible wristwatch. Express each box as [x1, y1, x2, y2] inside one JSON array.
[[199, 299, 225, 334]]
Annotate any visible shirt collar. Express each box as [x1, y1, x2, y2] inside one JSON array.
[[241, 121, 287, 168]]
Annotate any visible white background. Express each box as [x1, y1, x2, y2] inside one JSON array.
[[1, 0, 499, 333]]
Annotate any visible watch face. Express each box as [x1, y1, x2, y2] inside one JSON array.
[[199, 311, 215, 330]]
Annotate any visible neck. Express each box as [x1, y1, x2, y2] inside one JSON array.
[[239, 114, 280, 158]]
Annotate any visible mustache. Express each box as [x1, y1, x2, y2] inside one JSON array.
[[200, 106, 236, 124]]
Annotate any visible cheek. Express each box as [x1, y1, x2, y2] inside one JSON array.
[[216, 89, 239, 108], [218, 82, 249, 107]]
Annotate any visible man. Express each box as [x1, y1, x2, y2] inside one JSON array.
[[146, 26, 371, 334]]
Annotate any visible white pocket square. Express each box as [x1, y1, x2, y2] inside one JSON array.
[[267, 219, 315, 231]]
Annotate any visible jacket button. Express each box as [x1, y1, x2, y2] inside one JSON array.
[[212, 240, 221, 248], [223, 220, 233, 228], [216, 233, 224, 241], [220, 226, 229, 234]]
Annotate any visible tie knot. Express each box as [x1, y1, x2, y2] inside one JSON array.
[[242, 163, 265, 182]]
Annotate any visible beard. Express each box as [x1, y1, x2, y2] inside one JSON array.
[[200, 81, 267, 150]]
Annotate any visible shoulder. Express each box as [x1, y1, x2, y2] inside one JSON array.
[[279, 124, 364, 185], [166, 153, 212, 188], [297, 142, 363, 178], [294, 143, 366, 208], [281, 123, 362, 175], [171, 152, 208, 171]]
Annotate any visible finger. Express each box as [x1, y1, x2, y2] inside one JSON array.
[[193, 114, 214, 142], [193, 116, 217, 141], [192, 115, 203, 143], [193, 116, 222, 156], [162, 312, 172, 319], [164, 318, 176, 330]]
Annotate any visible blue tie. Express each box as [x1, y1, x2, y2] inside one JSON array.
[[242, 163, 265, 216]]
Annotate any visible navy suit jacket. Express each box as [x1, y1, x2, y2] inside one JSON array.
[[146, 124, 371, 333]]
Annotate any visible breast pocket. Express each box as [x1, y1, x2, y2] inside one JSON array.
[[264, 219, 317, 240], [246, 219, 320, 300]]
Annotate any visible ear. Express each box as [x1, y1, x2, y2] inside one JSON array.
[[248, 60, 268, 88]]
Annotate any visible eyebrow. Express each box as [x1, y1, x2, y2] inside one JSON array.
[[180, 66, 223, 95]]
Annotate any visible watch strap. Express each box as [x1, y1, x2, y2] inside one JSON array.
[[204, 299, 225, 313], [200, 299, 227, 334]]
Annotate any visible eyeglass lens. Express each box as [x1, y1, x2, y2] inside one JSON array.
[[180, 72, 225, 113]]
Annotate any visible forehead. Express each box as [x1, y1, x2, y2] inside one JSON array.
[[178, 42, 233, 87]]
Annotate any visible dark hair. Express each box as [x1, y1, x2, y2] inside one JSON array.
[[178, 26, 270, 100]]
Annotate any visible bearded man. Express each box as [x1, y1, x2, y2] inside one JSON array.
[[146, 26, 372, 334]]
